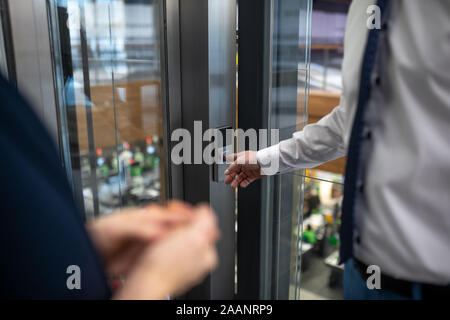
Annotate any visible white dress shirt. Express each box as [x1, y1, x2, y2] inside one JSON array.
[[257, 0, 450, 285]]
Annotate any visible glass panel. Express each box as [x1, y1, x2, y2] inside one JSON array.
[[308, 0, 349, 179], [50, 0, 165, 219], [0, 1, 12, 79], [0, 14, 8, 78], [298, 171, 344, 300], [262, 0, 312, 300], [286, 1, 350, 299], [310, 0, 347, 93]]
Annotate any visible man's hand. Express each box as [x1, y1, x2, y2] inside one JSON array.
[[224, 151, 264, 188], [87, 201, 193, 277], [114, 205, 220, 300]]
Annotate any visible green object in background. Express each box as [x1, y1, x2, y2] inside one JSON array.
[[100, 165, 109, 178], [329, 234, 339, 246], [134, 151, 145, 166], [302, 230, 317, 245], [97, 165, 109, 178], [112, 158, 118, 172], [145, 155, 155, 169], [131, 166, 143, 177]]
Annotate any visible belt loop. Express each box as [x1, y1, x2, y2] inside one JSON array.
[[412, 283, 422, 300]]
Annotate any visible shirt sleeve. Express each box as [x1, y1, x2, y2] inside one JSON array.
[[256, 0, 370, 176], [257, 101, 348, 175]]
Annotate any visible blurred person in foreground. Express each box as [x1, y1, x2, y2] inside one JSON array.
[[225, 0, 450, 299], [0, 73, 218, 300]]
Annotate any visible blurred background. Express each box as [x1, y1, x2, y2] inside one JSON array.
[[298, 0, 349, 300], [0, 0, 351, 299]]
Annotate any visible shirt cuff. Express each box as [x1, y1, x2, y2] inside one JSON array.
[[257, 145, 281, 176]]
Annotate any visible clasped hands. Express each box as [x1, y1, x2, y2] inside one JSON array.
[[87, 150, 261, 299], [86, 201, 219, 300]]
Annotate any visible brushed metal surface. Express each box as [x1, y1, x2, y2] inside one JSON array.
[[163, 0, 184, 200], [179, 0, 236, 299], [8, 0, 59, 145]]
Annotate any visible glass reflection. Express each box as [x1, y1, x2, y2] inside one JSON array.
[[262, 0, 312, 300], [299, 170, 344, 300], [0, 17, 7, 78], [54, 0, 164, 219]]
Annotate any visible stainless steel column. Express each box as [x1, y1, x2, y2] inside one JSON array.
[[178, 0, 236, 299], [8, 0, 60, 145], [162, 0, 184, 201], [8, 0, 85, 215]]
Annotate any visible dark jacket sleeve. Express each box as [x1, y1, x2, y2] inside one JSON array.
[[0, 75, 111, 299]]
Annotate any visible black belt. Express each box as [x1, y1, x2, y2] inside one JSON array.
[[353, 257, 450, 300]]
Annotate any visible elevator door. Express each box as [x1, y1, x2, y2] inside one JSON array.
[[265, 0, 312, 300], [0, 0, 14, 82], [0, 3, 9, 78], [237, 0, 312, 300], [48, 0, 167, 219], [5, 0, 235, 299], [5, 0, 310, 300]]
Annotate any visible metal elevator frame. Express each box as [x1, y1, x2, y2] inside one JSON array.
[[6, 0, 237, 299], [176, 0, 237, 299], [3, 0, 311, 300]]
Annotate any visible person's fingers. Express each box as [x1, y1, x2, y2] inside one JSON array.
[[123, 220, 169, 242], [195, 206, 219, 241], [241, 178, 251, 188], [224, 171, 237, 185], [231, 174, 241, 188], [143, 205, 193, 224], [140, 205, 171, 218], [114, 208, 189, 241], [167, 200, 194, 215], [129, 208, 219, 298], [204, 245, 218, 271], [107, 242, 147, 276], [230, 175, 239, 188], [224, 160, 241, 176], [185, 229, 218, 273], [231, 172, 247, 188], [108, 201, 219, 252], [241, 174, 257, 188], [122, 202, 215, 243], [192, 205, 219, 242]]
